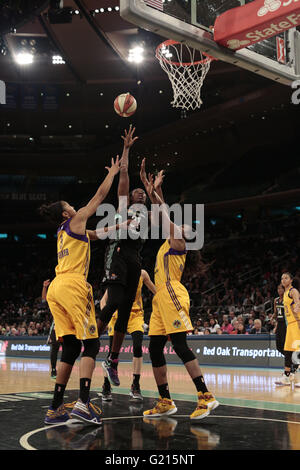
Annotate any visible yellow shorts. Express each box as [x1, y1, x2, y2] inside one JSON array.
[[149, 281, 193, 336], [47, 273, 98, 341], [284, 321, 300, 351], [108, 309, 144, 336]]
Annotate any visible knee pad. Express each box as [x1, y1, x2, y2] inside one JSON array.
[[149, 335, 167, 368], [132, 331, 143, 358], [82, 338, 100, 360], [170, 333, 195, 364], [61, 335, 82, 366]]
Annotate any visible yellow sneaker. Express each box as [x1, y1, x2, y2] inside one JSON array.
[[190, 393, 210, 420], [143, 397, 177, 418], [203, 392, 219, 411]]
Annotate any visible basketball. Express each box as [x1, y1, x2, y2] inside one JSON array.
[[114, 93, 137, 117]]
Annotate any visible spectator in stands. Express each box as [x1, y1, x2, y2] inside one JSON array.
[[209, 318, 220, 333], [228, 310, 237, 324], [249, 319, 268, 334], [245, 317, 254, 331], [234, 323, 248, 335], [221, 315, 234, 334]]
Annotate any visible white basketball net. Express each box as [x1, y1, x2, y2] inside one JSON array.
[[156, 41, 213, 111]]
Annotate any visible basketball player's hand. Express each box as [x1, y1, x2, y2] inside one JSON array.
[[43, 279, 50, 288], [121, 124, 138, 149], [140, 158, 151, 188], [154, 170, 165, 189], [106, 155, 121, 176]]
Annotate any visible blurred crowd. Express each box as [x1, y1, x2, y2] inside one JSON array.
[[0, 212, 299, 337]]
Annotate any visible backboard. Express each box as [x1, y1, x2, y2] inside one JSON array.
[[120, 0, 300, 85]]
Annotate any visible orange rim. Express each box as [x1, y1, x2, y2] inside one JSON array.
[[156, 39, 215, 66]]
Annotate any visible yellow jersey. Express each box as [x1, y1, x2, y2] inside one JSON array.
[[284, 288, 296, 325], [154, 239, 187, 289], [55, 218, 91, 279], [132, 275, 144, 312]]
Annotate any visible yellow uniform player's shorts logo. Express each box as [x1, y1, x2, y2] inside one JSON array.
[[173, 319, 182, 329], [89, 325, 96, 335]]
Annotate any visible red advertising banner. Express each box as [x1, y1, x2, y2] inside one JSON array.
[[214, 0, 300, 51]]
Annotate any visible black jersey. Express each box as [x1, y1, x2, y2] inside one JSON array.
[[274, 296, 285, 322], [115, 206, 148, 255]]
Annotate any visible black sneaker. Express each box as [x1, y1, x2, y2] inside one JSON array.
[[101, 359, 120, 386], [50, 369, 57, 380], [101, 385, 112, 402], [130, 384, 143, 401]]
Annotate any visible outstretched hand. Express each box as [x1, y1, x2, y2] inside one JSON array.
[[121, 124, 138, 149], [106, 155, 121, 176], [140, 158, 163, 203], [140, 158, 153, 192], [154, 170, 165, 189]]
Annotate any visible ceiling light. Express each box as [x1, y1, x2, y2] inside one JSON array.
[[128, 46, 144, 64], [15, 52, 33, 65], [52, 55, 65, 64]]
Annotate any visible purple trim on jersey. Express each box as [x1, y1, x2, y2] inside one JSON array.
[[288, 287, 294, 299], [62, 218, 88, 243], [167, 248, 187, 256], [166, 280, 182, 311]]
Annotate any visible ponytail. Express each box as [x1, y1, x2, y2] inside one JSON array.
[[38, 201, 65, 226], [185, 250, 213, 276]]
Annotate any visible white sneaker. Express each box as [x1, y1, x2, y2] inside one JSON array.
[[274, 372, 294, 386]]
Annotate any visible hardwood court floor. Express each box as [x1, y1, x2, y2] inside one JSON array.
[[1, 357, 300, 451]]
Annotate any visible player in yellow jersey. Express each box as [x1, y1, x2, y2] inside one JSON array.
[[100, 269, 156, 401], [275, 272, 300, 386], [140, 159, 218, 420], [39, 156, 121, 426]]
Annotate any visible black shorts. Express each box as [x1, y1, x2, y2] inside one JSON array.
[[102, 242, 141, 287], [276, 321, 287, 354]]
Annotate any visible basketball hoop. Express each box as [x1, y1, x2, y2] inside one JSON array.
[[156, 40, 215, 111]]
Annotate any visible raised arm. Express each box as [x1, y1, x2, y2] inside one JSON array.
[[153, 170, 165, 204], [140, 158, 185, 251], [70, 156, 121, 234], [140, 158, 160, 205], [117, 125, 138, 211]]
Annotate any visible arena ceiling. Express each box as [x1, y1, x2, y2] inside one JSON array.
[[0, 0, 299, 212]]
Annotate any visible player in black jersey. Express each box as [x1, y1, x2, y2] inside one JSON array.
[[97, 125, 148, 386], [273, 284, 286, 357]]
